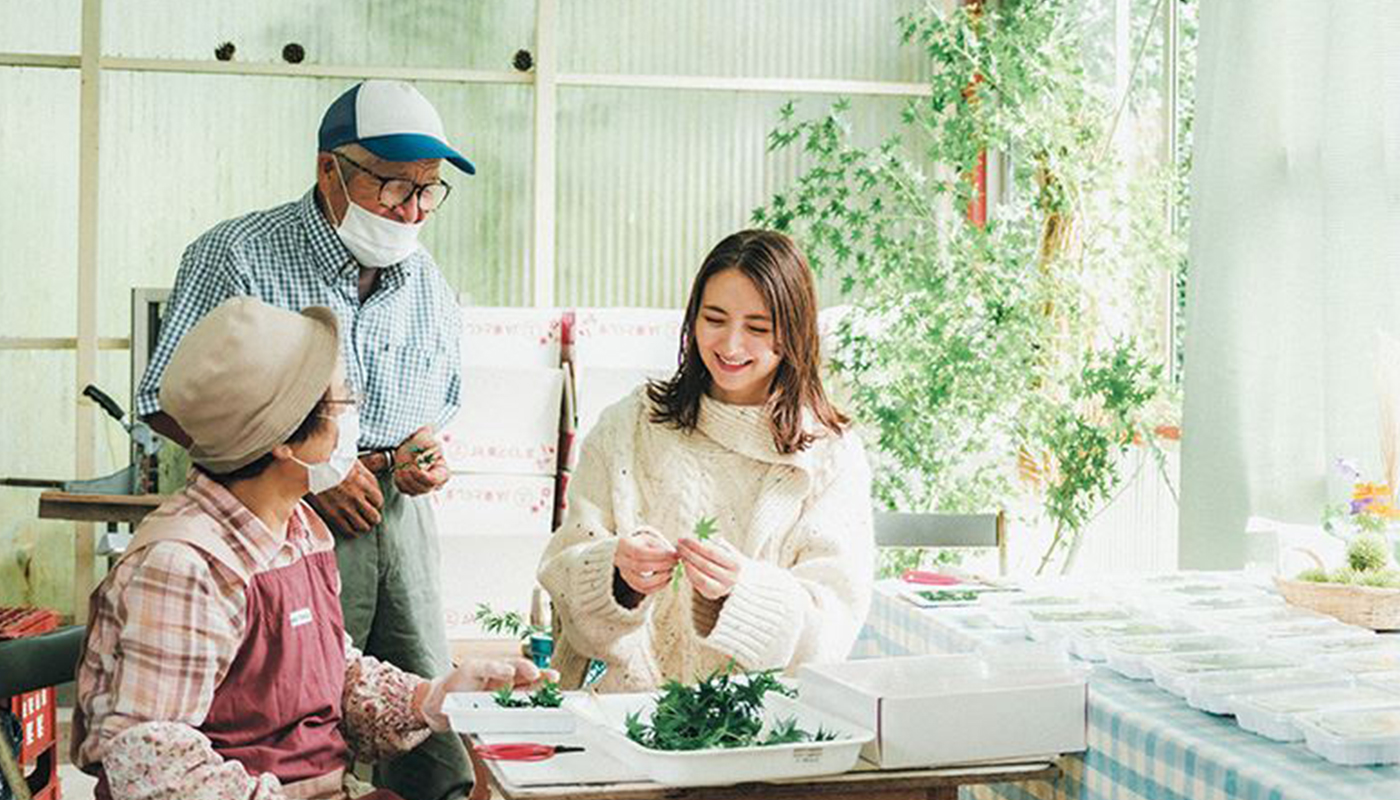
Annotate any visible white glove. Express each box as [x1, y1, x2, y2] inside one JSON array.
[[418, 657, 556, 733]]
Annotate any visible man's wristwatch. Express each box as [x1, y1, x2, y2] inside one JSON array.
[[358, 449, 396, 476]]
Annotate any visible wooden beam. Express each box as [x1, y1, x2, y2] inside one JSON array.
[[39, 492, 165, 526]]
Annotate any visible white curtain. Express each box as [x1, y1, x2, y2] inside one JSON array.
[[1180, 2, 1400, 567]]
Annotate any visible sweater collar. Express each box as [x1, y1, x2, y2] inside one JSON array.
[[695, 392, 818, 474]]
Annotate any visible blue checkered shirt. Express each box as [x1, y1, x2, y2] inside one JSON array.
[[136, 189, 462, 450]]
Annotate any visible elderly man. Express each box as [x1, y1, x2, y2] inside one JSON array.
[[136, 81, 471, 800]]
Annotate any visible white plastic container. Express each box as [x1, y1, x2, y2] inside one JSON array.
[[1296, 706, 1400, 765], [1359, 671, 1400, 692], [1103, 634, 1245, 680], [566, 691, 872, 786], [1170, 593, 1284, 616], [1212, 606, 1327, 628], [798, 654, 1086, 768], [1239, 617, 1360, 641], [1024, 607, 1137, 642], [1069, 620, 1198, 662], [1272, 632, 1392, 659], [1317, 651, 1400, 675], [1147, 650, 1300, 696], [1182, 667, 1352, 715], [443, 692, 576, 734], [1232, 684, 1400, 742]]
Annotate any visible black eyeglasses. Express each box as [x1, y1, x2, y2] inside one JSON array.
[[335, 152, 452, 212]]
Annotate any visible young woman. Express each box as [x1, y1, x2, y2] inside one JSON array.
[[74, 297, 549, 800], [539, 230, 875, 691]]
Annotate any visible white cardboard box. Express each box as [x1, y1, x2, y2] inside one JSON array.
[[440, 367, 565, 476], [570, 364, 675, 448], [798, 655, 1088, 769], [439, 533, 553, 639], [567, 308, 683, 369], [461, 307, 564, 369], [430, 473, 556, 537]]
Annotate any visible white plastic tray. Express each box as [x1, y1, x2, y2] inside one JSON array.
[[1181, 668, 1350, 715], [443, 692, 576, 734], [1272, 632, 1392, 658], [565, 691, 873, 787], [1316, 651, 1400, 675], [1068, 620, 1199, 662], [1169, 593, 1284, 616], [1146, 650, 1299, 697], [1359, 671, 1400, 692], [1232, 684, 1400, 742], [1296, 706, 1400, 765], [1102, 634, 1244, 680]]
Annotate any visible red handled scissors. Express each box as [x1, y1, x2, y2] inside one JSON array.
[[474, 742, 586, 762], [901, 569, 962, 586]]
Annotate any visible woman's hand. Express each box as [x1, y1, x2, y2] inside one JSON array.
[[676, 537, 741, 600], [418, 658, 559, 732], [613, 527, 680, 596]]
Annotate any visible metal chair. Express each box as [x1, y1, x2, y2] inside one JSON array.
[[0, 625, 85, 800], [872, 511, 1008, 576]]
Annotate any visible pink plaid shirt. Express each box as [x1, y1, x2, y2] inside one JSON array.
[[74, 473, 431, 800]]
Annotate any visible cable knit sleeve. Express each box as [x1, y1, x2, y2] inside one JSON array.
[[537, 394, 653, 662], [701, 433, 875, 672]]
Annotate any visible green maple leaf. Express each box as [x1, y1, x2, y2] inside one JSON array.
[[694, 516, 718, 541], [672, 516, 721, 592]]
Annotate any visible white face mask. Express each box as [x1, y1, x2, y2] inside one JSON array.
[[332, 161, 424, 268], [293, 410, 361, 495]]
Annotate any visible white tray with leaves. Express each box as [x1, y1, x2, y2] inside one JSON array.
[[564, 672, 872, 787], [444, 683, 575, 734]]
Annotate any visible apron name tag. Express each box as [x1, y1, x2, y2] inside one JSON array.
[[289, 608, 313, 628]]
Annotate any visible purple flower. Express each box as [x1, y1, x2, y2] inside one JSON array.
[[1337, 458, 1363, 483]]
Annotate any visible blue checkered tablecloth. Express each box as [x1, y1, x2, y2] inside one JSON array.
[[856, 581, 1400, 800]]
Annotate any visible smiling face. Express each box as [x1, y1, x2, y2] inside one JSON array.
[[694, 267, 782, 405]]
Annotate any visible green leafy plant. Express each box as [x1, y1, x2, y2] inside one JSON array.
[[1349, 535, 1391, 573], [915, 589, 980, 603], [754, 0, 1179, 575], [623, 665, 835, 751], [491, 685, 531, 709], [473, 603, 547, 639], [672, 516, 719, 592], [491, 680, 564, 709]]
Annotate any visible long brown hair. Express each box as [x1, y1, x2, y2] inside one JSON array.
[[647, 229, 848, 454]]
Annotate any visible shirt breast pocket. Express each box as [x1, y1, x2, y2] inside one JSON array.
[[385, 343, 451, 423]]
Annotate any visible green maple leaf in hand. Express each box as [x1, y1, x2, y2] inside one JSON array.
[[672, 516, 720, 592], [694, 516, 718, 541]]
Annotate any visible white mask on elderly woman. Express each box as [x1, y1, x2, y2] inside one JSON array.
[[293, 410, 361, 495], [332, 161, 424, 268]]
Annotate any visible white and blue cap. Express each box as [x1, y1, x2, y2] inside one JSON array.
[[318, 80, 475, 174]]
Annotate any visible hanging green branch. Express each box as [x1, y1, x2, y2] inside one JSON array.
[[755, 0, 1181, 574]]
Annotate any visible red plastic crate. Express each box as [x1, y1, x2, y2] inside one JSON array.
[[1, 606, 61, 800]]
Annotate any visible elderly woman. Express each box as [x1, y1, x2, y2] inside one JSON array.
[[74, 297, 550, 800]]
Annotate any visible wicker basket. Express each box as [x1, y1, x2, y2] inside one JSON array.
[[1274, 576, 1400, 631]]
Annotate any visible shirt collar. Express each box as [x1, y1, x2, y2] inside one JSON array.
[[185, 472, 304, 570], [298, 188, 417, 286]]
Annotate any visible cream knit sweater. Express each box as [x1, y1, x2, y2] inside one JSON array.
[[537, 387, 875, 692]]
